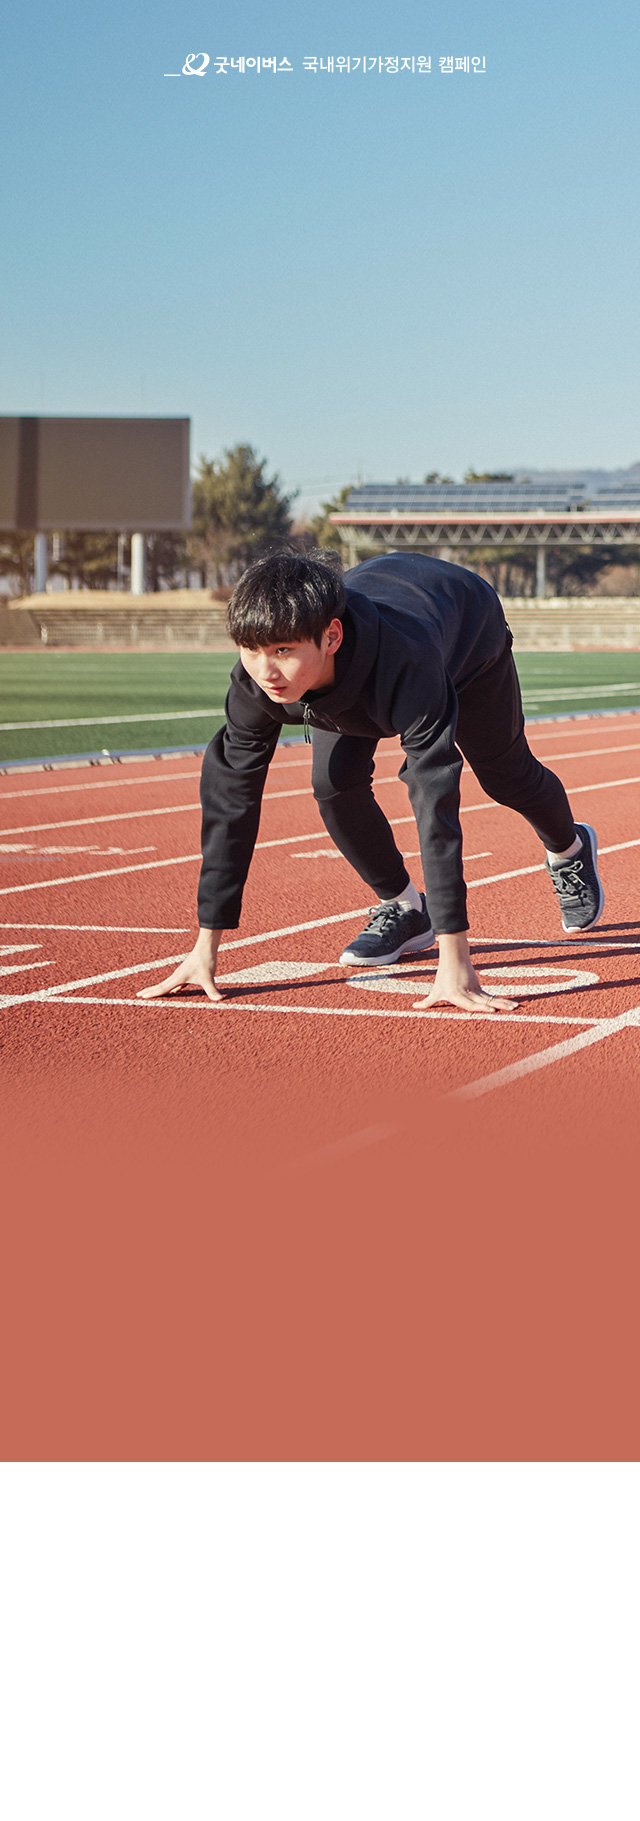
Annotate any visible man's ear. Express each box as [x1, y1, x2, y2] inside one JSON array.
[[326, 617, 344, 654]]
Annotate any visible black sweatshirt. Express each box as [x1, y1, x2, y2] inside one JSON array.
[[197, 553, 508, 934]]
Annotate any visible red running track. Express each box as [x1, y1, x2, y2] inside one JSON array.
[[2, 716, 640, 1459]]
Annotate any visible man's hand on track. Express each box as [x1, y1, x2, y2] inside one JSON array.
[[413, 930, 518, 1015], [137, 928, 224, 1004]]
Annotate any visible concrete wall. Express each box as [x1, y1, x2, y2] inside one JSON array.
[[3, 591, 640, 651], [1, 590, 233, 649], [505, 598, 640, 651]]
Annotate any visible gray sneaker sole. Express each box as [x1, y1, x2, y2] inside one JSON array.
[[561, 823, 605, 932], [339, 925, 436, 966]]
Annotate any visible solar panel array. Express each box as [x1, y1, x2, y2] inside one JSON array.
[[342, 483, 640, 515], [589, 489, 640, 511]]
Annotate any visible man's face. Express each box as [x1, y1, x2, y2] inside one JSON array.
[[239, 619, 343, 704]]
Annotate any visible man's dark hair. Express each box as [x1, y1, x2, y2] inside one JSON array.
[[226, 549, 346, 650]]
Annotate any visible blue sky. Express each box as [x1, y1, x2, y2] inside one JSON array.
[[2, 0, 639, 515]]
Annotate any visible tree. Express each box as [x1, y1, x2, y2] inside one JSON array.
[[309, 484, 352, 555], [424, 471, 454, 483], [0, 533, 36, 596], [50, 533, 119, 590], [464, 469, 514, 483], [145, 533, 189, 592], [188, 444, 294, 587]]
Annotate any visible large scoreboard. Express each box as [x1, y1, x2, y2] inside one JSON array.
[[0, 417, 190, 531]]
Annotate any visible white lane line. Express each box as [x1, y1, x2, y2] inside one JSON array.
[[530, 741, 640, 763], [0, 812, 331, 853], [570, 774, 640, 795], [0, 803, 200, 838], [590, 836, 640, 856], [0, 852, 201, 898], [0, 758, 418, 836], [522, 683, 640, 703], [0, 708, 222, 732], [0, 754, 313, 804], [0, 842, 155, 856], [454, 1005, 640, 1100], [455, 770, 640, 824], [0, 960, 52, 977], [0, 943, 41, 953], [1, 823, 637, 906], [0, 952, 189, 1007], [528, 721, 640, 744], [0, 917, 190, 932], [465, 835, 640, 893], [0, 770, 202, 803], [403, 849, 491, 861], [34, 996, 603, 1028], [0, 907, 375, 1006], [0, 922, 191, 933], [469, 936, 640, 952]]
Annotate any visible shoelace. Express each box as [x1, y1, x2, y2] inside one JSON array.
[[364, 902, 414, 930], [548, 858, 591, 905]]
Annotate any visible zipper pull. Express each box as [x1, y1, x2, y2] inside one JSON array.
[[303, 703, 312, 744]]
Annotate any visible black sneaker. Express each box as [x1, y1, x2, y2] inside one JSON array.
[[545, 823, 604, 932], [339, 894, 435, 965]]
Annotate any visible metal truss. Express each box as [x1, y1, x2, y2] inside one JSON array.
[[331, 515, 640, 560]]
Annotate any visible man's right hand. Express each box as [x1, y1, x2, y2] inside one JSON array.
[[137, 927, 224, 1003]]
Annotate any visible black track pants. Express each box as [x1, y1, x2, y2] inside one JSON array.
[[311, 634, 576, 900]]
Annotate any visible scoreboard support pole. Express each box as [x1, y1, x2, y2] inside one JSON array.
[[34, 533, 48, 594], [131, 532, 146, 595]]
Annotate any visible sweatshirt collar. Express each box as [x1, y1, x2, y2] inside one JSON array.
[[301, 590, 379, 715]]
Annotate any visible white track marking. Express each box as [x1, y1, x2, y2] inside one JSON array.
[[33, 995, 604, 1027], [0, 803, 200, 837], [479, 965, 599, 995], [0, 960, 52, 977], [14, 773, 636, 843], [0, 757, 311, 804], [528, 713, 640, 735], [294, 849, 342, 860], [1, 825, 636, 904], [348, 963, 599, 1000], [217, 961, 332, 985], [531, 741, 640, 763], [454, 1005, 640, 1099], [0, 921, 191, 933], [522, 683, 640, 703], [0, 758, 409, 837], [0, 709, 222, 732], [0, 813, 330, 852], [0, 842, 155, 856], [467, 863, 543, 888], [402, 849, 492, 860], [0, 770, 202, 803], [255, 830, 327, 851], [0, 852, 201, 898], [594, 836, 640, 855], [0, 942, 41, 954], [0, 908, 375, 1006], [468, 936, 640, 952], [0, 953, 188, 1007], [569, 774, 640, 795], [465, 835, 640, 891]]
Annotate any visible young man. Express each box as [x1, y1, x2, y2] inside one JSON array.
[[140, 550, 604, 1015]]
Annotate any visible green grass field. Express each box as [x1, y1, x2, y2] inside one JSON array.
[[2, 648, 640, 764]]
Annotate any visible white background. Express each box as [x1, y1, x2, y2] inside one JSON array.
[[1, 1463, 638, 1819]]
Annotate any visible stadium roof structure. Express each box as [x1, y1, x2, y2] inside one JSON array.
[[339, 481, 640, 515], [330, 481, 640, 590]]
